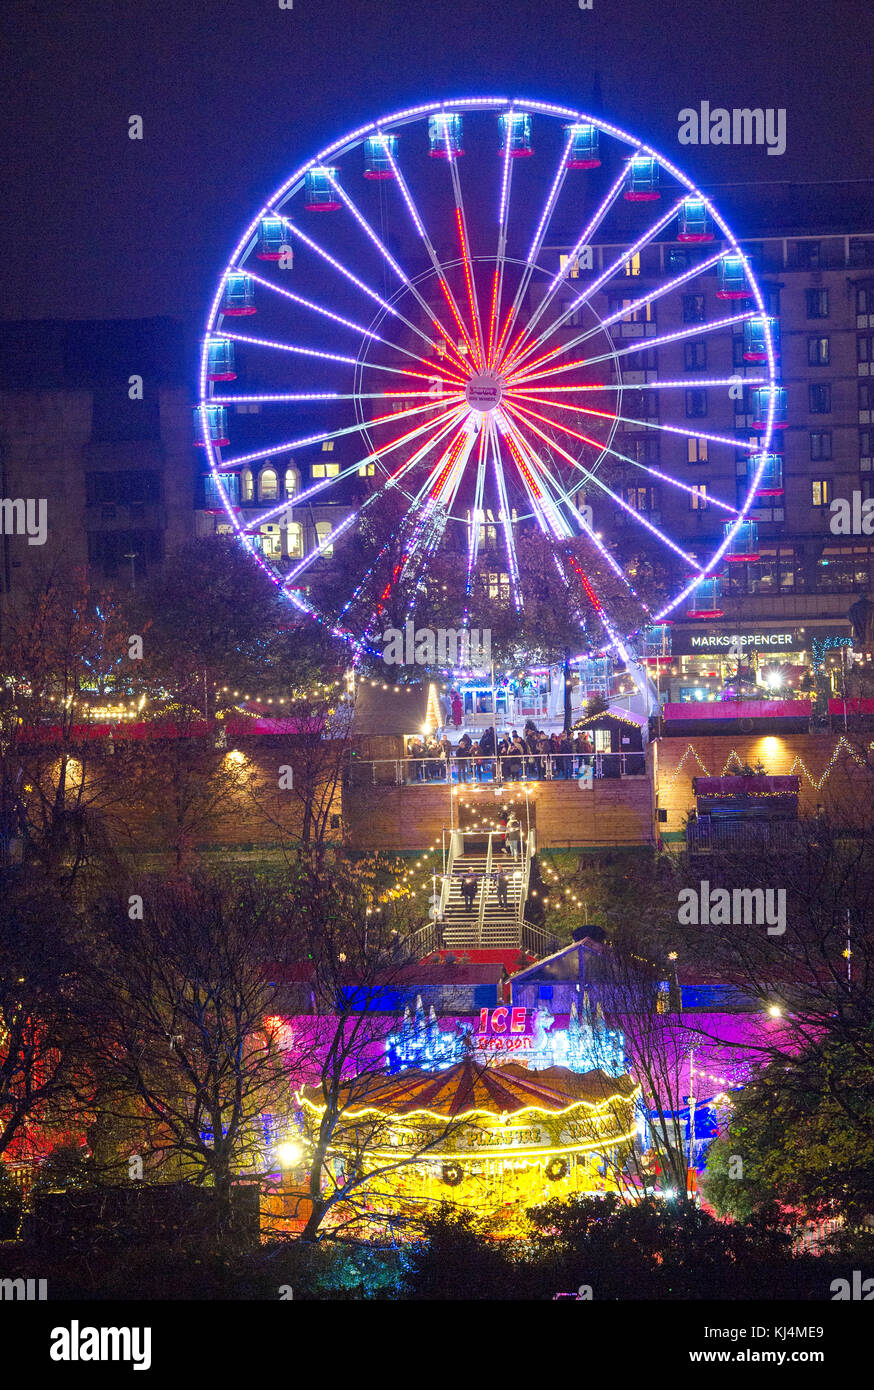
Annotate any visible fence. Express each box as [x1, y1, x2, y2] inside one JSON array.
[[346, 752, 647, 787]]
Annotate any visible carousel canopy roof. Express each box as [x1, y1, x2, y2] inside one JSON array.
[[301, 1059, 637, 1121]]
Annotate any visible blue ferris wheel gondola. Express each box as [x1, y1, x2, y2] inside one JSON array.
[[203, 471, 239, 510], [724, 520, 760, 562], [305, 168, 342, 210], [256, 216, 289, 260], [751, 453, 784, 496], [686, 576, 724, 618], [364, 134, 398, 179], [624, 155, 659, 201], [222, 273, 255, 316], [564, 123, 600, 168], [428, 113, 463, 158], [677, 197, 713, 243], [717, 253, 749, 299], [743, 316, 780, 362], [194, 405, 229, 447], [750, 385, 788, 429], [205, 338, 236, 381], [499, 111, 533, 157]]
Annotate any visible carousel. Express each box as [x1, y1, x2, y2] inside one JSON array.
[[299, 1058, 640, 1235]]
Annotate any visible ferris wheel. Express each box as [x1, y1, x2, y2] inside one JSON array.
[[197, 97, 781, 661]]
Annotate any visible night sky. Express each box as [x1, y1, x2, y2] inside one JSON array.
[[2, 0, 873, 340]]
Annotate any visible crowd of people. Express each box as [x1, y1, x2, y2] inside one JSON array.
[[405, 721, 596, 783]]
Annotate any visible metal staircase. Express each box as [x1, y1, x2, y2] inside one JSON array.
[[440, 830, 526, 949]]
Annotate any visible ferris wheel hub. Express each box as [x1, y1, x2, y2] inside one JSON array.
[[465, 372, 504, 413]]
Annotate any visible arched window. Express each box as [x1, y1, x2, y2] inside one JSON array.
[[241, 468, 254, 502], [315, 521, 334, 558], [286, 521, 303, 558], [284, 465, 300, 499], [259, 467, 279, 501]]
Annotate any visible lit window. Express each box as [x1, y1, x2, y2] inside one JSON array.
[[315, 521, 334, 558], [559, 253, 580, 278], [812, 479, 831, 507], [687, 437, 708, 464], [321, 439, 334, 452], [241, 468, 254, 502], [284, 467, 299, 498], [286, 521, 303, 558], [259, 468, 278, 501], [690, 484, 708, 511], [312, 463, 340, 479], [358, 463, 376, 476], [623, 252, 641, 277]]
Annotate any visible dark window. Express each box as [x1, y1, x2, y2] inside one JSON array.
[[668, 247, 690, 271], [810, 431, 832, 461], [796, 241, 821, 269], [809, 384, 831, 414], [684, 340, 707, 370], [682, 294, 706, 324], [805, 289, 829, 319], [686, 388, 708, 418], [85, 470, 162, 506]]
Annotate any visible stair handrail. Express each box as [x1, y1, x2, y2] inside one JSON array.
[[517, 830, 536, 924], [476, 832, 494, 947], [439, 831, 459, 922]]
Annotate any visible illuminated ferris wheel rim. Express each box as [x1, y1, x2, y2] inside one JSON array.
[[198, 95, 780, 654]]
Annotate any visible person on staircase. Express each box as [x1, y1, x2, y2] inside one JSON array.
[[494, 867, 509, 911], [505, 814, 521, 861], [461, 872, 479, 912]]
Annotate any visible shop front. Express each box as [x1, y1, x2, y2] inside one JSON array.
[[649, 623, 852, 705]]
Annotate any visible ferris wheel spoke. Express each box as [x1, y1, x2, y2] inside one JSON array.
[[508, 247, 728, 383], [281, 410, 470, 589], [216, 325, 464, 391], [504, 197, 690, 378], [486, 417, 522, 610], [325, 173, 471, 371], [272, 213, 456, 365], [566, 310, 759, 376], [375, 132, 477, 377], [340, 410, 474, 617], [510, 389, 755, 469], [502, 432, 645, 593], [436, 121, 486, 369], [501, 162, 630, 372], [497, 413, 571, 540], [240, 403, 464, 533], [492, 125, 576, 369], [486, 114, 517, 369], [217, 392, 464, 471], [464, 426, 489, 605], [504, 401, 702, 570], [242, 269, 467, 380]]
